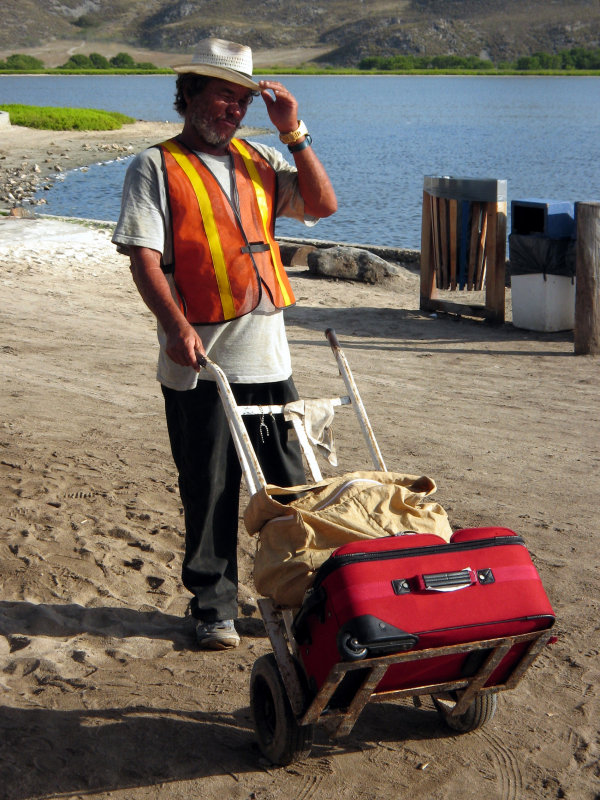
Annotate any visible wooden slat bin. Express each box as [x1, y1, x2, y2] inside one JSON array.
[[420, 176, 508, 323]]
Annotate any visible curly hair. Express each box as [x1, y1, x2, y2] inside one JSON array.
[[174, 74, 211, 116]]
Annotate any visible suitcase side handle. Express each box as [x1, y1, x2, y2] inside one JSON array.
[[418, 567, 478, 592], [292, 586, 327, 646]]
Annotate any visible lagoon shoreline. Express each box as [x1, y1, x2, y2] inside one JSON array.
[[0, 120, 182, 210], [0, 120, 423, 271], [0, 120, 266, 212]]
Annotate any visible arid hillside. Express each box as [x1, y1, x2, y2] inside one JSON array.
[[0, 0, 599, 66]]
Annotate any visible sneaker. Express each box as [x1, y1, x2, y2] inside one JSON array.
[[196, 619, 240, 650]]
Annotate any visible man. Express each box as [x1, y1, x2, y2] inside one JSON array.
[[112, 38, 337, 650]]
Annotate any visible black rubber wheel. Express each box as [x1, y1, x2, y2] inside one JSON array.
[[250, 653, 313, 765], [433, 691, 498, 732], [338, 630, 368, 661]]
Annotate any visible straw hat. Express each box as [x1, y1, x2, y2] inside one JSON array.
[[172, 38, 260, 91]]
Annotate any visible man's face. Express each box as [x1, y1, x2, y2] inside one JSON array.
[[186, 78, 255, 149]]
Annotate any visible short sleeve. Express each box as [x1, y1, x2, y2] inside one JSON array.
[[111, 148, 169, 255]]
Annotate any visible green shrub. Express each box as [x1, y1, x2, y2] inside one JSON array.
[[0, 104, 135, 131], [73, 14, 100, 29], [110, 52, 136, 68], [2, 54, 45, 70], [357, 46, 600, 73], [89, 52, 111, 69], [60, 54, 94, 69], [0, 49, 157, 73]]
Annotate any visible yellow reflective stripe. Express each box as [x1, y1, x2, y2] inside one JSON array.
[[162, 139, 236, 320], [231, 139, 292, 305]]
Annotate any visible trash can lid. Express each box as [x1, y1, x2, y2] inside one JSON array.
[[424, 175, 507, 202]]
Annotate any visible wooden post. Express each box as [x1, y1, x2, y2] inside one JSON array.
[[475, 206, 488, 290], [484, 201, 507, 324], [420, 190, 436, 308], [467, 202, 480, 290], [439, 197, 448, 289], [575, 201, 600, 355], [431, 195, 441, 288], [449, 198, 458, 290]]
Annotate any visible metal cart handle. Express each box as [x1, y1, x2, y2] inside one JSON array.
[[325, 329, 387, 472], [197, 353, 267, 496], [199, 329, 387, 496]]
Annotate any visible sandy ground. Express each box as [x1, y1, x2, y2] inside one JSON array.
[[0, 127, 599, 800]]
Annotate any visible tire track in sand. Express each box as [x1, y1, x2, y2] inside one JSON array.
[[479, 728, 523, 800]]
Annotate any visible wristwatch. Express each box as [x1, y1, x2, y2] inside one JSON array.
[[279, 120, 309, 145]]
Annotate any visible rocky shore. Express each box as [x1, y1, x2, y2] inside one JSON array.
[[0, 120, 183, 211], [0, 140, 137, 208]]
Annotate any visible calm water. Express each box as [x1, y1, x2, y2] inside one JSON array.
[[2, 74, 600, 248]]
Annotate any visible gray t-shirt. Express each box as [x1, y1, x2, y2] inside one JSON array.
[[112, 140, 316, 390]]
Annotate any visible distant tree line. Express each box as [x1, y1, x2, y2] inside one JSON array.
[[58, 52, 158, 70], [359, 47, 600, 71], [359, 54, 495, 70], [3, 46, 600, 73], [508, 47, 600, 70], [0, 52, 158, 71]]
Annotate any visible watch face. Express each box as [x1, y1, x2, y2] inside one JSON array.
[[280, 121, 307, 144]]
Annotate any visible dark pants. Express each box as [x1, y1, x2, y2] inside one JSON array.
[[162, 378, 306, 623]]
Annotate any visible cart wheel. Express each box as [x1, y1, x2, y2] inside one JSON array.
[[338, 631, 368, 661], [250, 653, 313, 765], [433, 691, 498, 733]]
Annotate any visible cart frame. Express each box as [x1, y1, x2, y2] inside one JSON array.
[[259, 596, 553, 738], [201, 329, 554, 760]]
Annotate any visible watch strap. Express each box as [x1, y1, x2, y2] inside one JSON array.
[[288, 134, 312, 153]]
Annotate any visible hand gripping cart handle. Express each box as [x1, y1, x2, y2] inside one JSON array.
[[200, 329, 556, 767]]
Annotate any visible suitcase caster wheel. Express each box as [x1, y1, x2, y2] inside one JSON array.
[[433, 691, 498, 732], [250, 653, 313, 765], [338, 631, 368, 661]]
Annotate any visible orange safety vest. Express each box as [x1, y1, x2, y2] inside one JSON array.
[[159, 137, 296, 324]]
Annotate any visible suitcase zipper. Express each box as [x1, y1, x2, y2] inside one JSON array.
[[414, 613, 555, 637], [314, 535, 526, 586]]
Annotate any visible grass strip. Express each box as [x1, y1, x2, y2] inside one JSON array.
[[0, 104, 135, 131]]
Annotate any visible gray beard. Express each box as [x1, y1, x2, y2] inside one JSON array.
[[190, 109, 240, 146]]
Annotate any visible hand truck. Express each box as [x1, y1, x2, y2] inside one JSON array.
[[200, 329, 555, 766]]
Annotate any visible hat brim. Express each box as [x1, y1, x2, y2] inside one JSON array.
[[171, 63, 260, 91]]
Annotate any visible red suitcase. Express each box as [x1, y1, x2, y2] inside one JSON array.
[[292, 527, 555, 702]]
